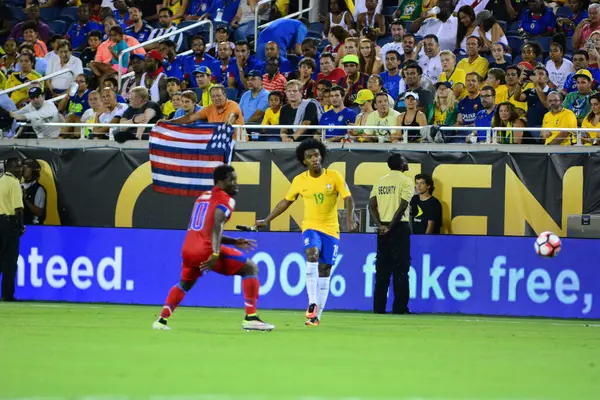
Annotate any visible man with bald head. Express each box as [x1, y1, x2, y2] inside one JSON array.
[[264, 41, 293, 74]]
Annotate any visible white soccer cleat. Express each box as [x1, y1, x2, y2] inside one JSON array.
[[152, 320, 171, 330], [242, 319, 275, 332]]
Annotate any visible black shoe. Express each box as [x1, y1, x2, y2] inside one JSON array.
[[392, 308, 412, 315], [0, 297, 17, 302]]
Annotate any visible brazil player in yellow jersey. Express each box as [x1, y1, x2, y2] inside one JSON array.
[[255, 139, 356, 326]]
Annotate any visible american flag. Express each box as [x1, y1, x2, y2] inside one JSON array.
[[149, 122, 235, 196]]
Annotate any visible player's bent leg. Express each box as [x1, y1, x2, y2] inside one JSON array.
[[153, 266, 201, 330], [236, 259, 275, 332]]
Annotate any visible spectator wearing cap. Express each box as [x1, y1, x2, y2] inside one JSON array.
[[160, 39, 185, 81], [418, 35, 443, 85], [262, 57, 287, 93], [66, 4, 104, 51], [10, 87, 61, 139], [397, 62, 434, 117], [350, 89, 374, 141], [184, 35, 221, 88], [365, 92, 402, 143], [563, 69, 596, 124], [194, 66, 215, 107], [546, 41, 574, 90], [458, 36, 489, 80], [439, 51, 468, 100], [5, 53, 42, 108], [125, 5, 154, 44], [379, 51, 402, 100], [319, 85, 357, 142], [121, 54, 146, 101], [472, 85, 496, 142], [430, 81, 459, 127], [521, 0, 557, 38], [147, 8, 184, 52], [399, 91, 427, 142], [21, 159, 46, 226], [116, 86, 163, 143], [169, 84, 244, 126], [317, 53, 347, 85], [173, 90, 203, 127], [255, 18, 308, 62], [9, 4, 51, 43], [239, 70, 270, 126], [45, 40, 84, 97], [562, 50, 600, 94], [141, 49, 169, 104], [338, 54, 369, 108], [297, 58, 317, 99], [207, 24, 235, 59], [58, 74, 91, 138], [455, 72, 483, 130], [411, 0, 458, 51], [79, 30, 104, 68]]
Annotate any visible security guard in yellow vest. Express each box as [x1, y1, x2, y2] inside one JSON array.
[[368, 154, 414, 314], [0, 158, 24, 302]]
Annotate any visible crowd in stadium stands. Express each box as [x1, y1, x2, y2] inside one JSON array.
[[0, 0, 599, 145]]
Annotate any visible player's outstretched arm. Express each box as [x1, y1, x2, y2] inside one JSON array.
[[255, 199, 294, 229], [344, 195, 357, 232], [222, 236, 257, 251]]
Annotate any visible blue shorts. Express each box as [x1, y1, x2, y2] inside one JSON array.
[[302, 229, 340, 265]]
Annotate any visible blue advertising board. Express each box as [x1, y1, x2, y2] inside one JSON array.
[[15, 227, 600, 319]]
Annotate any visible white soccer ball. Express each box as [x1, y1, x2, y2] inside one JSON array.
[[534, 231, 562, 258]]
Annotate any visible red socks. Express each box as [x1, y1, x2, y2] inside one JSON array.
[[160, 284, 187, 319], [242, 276, 259, 315]]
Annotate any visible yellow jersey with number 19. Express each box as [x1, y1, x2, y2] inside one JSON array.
[[285, 169, 352, 239]]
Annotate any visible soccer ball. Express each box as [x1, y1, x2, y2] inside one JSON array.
[[534, 231, 562, 258]]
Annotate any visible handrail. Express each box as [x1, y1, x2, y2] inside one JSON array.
[[0, 68, 72, 96], [49, 94, 67, 103], [117, 20, 214, 89], [254, 0, 312, 51]]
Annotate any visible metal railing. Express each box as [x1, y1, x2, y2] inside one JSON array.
[[0, 68, 72, 96], [117, 20, 214, 89], [254, 0, 312, 51], [8, 123, 599, 147]]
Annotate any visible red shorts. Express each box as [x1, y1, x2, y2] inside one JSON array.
[[181, 244, 247, 281]]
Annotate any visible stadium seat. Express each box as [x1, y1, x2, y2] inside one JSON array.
[[287, 54, 300, 70], [556, 6, 571, 17], [48, 20, 67, 35], [226, 87, 239, 102], [318, 39, 330, 52], [83, 67, 93, 77], [310, 22, 324, 33], [536, 36, 553, 52], [178, 20, 208, 36], [11, 7, 27, 22], [40, 7, 59, 22], [377, 36, 393, 46], [403, 21, 412, 32], [508, 21, 521, 35], [307, 30, 321, 39], [507, 36, 523, 56], [58, 7, 78, 22], [383, 6, 397, 16]]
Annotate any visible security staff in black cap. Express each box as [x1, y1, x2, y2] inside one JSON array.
[[369, 154, 414, 314], [0, 158, 25, 302], [22, 159, 46, 226]]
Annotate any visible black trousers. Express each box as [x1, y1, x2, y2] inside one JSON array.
[[0, 216, 20, 300], [374, 222, 411, 314]]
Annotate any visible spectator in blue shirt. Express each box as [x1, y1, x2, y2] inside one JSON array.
[[161, 39, 185, 81], [320, 85, 357, 141], [301, 38, 321, 81], [379, 50, 402, 99], [239, 70, 270, 140], [228, 40, 265, 93], [185, 0, 212, 20], [256, 18, 309, 62], [456, 72, 483, 128], [557, 0, 587, 37], [562, 50, 600, 94], [184, 35, 221, 88], [473, 85, 496, 143], [173, 90, 204, 126], [125, 6, 154, 44], [113, 0, 131, 28], [521, 0, 556, 37], [67, 4, 103, 51]]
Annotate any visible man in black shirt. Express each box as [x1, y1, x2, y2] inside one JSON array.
[[279, 80, 320, 142], [115, 86, 162, 143], [410, 174, 442, 234]]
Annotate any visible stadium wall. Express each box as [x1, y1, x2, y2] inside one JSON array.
[[1, 146, 598, 236], [16, 226, 600, 319]]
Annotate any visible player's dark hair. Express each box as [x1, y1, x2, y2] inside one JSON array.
[[166, 77, 181, 86], [5, 157, 22, 171], [213, 165, 235, 184], [296, 139, 327, 167], [387, 154, 407, 172], [415, 173, 434, 194]]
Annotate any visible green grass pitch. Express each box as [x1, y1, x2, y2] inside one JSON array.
[[1, 303, 599, 400]]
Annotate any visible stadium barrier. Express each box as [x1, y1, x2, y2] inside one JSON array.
[[15, 226, 600, 319], [117, 20, 214, 89], [0, 68, 73, 96]]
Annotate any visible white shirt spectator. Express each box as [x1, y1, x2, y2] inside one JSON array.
[[14, 101, 62, 139], [416, 16, 459, 52], [44, 51, 59, 64], [99, 103, 129, 140], [148, 25, 184, 51], [546, 59, 575, 90], [46, 55, 84, 91], [418, 53, 443, 85], [454, 0, 490, 15]]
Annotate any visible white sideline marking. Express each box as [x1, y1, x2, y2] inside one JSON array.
[[2, 396, 547, 400]]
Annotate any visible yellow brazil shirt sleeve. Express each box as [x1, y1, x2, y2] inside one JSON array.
[[453, 69, 466, 86], [285, 175, 301, 202], [332, 170, 351, 199]]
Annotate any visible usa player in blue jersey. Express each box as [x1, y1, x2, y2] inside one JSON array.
[[319, 86, 357, 142]]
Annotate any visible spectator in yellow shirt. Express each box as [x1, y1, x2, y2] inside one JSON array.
[[261, 91, 284, 141], [486, 67, 508, 105], [542, 91, 578, 145], [457, 36, 489, 80], [439, 50, 467, 100]]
